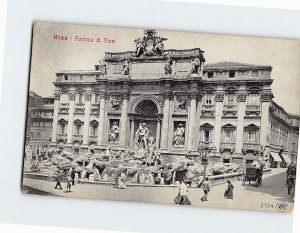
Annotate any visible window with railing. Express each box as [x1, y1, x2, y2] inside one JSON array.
[[226, 94, 236, 106], [74, 119, 83, 135], [199, 123, 214, 148], [247, 93, 260, 106], [205, 94, 214, 105], [221, 125, 236, 144], [76, 93, 84, 104], [244, 125, 259, 144], [90, 120, 99, 136], [58, 119, 67, 135]]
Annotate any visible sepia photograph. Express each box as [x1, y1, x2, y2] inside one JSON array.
[[22, 21, 300, 212]]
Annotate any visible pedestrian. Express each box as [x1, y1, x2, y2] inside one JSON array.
[[66, 172, 72, 192], [70, 167, 76, 186], [179, 179, 191, 205], [286, 175, 295, 195], [54, 170, 63, 190], [224, 180, 234, 199], [200, 177, 211, 202]]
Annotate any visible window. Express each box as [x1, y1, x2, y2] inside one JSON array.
[[91, 125, 98, 136], [221, 125, 235, 144], [90, 120, 99, 137], [32, 122, 39, 126], [64, 75, 68, 81], [94, 94, 100, 104], [74, 125, 82, 135], [229, 71, 235, 78], [37, 133, 41, 139], [74, 119, 83, 135], [204, 130, 210, 142], [224, 130, 234, 143], [32, 112, 35, 116], [208, 72, 214, 78], [200, 124, 213, 146], [226, 94, 235, 106], [30, 132, 34, 139], [78, 93, 84, 104], [205, 94, 213, 105], [58, 120, 67, 134], [244, 125, 259, 144], [247, 93, 260, 106]]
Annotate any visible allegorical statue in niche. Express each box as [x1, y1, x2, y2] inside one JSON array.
[[135, 122, 150, 149], [109, 121, 120, 143], [110, 96, 120, 111], [164, 57, 173, 75], [191, 57, 201, 75], [98, 59, 107, 76], [173, 123, 185, 147], [175, 96, 187, 111], [122, 60, 130, 76]]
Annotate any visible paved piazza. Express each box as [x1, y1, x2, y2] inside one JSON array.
[[23, 168, 294, 212]]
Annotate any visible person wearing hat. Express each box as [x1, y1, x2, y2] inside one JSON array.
[[54, 170, 63, 190], [286, 175, 295, 195], [200, 177, 211, 202]]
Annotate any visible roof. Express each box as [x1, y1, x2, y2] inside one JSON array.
[[204, 61, 272, 71]]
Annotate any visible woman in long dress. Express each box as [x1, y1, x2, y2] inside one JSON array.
[[224, 180, 234, 199], [174, 180, 191, 205]]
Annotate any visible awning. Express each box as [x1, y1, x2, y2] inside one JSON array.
[[270, 153, 283, 162], [281, 154, 291, 163]]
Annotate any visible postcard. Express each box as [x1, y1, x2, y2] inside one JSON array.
[[22, 21, 300, 212]]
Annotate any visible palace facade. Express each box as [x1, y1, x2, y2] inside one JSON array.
[[50, 29, 299, 165]]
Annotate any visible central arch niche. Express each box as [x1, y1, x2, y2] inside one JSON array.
[[135, 100, 158, 117], [130, 98, 161, 148]]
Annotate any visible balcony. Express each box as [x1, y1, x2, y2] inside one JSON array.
[[91, 104, 100, 115], [72, 134, 83, 144], [242, 143, 261, 154], [56, 133, 67, 143], [199, 141, 213, 151], [74, 103, 85, 114], [59, 103, 69, 114], [246, 105, 260, 117], [220, 142, 235, 153], [201, 105, 215, 116], [223, 105, 237, 116], [88, 135, 98, 144]]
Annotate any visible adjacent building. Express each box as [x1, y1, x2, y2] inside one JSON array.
[[49, 29, 299, 164], [26, 92, 54, 157]]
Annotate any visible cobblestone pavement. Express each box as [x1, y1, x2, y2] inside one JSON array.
[[22, 168, 294, 212]]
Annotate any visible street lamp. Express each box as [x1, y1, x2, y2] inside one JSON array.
[[198, 141, 209, 175]]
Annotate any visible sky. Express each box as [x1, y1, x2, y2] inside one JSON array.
[[29, 22, 300, 114]]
